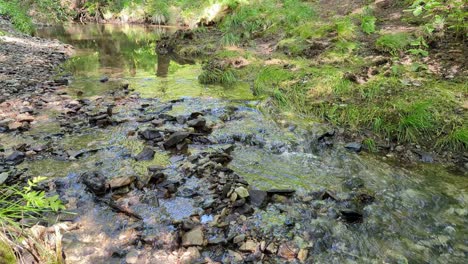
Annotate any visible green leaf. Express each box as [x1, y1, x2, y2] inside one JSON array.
[[413, 6, 423, 16]]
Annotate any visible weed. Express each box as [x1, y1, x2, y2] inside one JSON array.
[[335, 17, 356, 40], [361, 7, 376, 34], [436, 126, 468, 151], [363, 138, 378, 152], [0, 177, 65, 228], [375, 32, 413, 55]]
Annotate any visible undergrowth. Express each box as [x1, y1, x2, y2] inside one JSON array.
[[0, 0, 34, 34]]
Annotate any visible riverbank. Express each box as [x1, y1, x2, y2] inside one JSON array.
[[161, 0, 467, 168]]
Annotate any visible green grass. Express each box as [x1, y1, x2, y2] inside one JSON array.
[[0, 177, 65, 227], [0, 0, 34, 33], [375, 32, 413, 55], [198, 62, 237, 85], [361, 7, 376, 34], [220, 0, 316, 44]]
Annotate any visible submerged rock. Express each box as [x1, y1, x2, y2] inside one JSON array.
[[5, 151, 25, 165], [249, 190, 268, 208], [107, 176, 136, 189], [339, 210, 363, 224], [182, 226, 204, 247], [163, 132, 190, 149], [135, 147, 155, 161], [81, 171, 107, 196]]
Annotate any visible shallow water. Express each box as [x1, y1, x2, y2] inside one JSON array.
[[32, 24, 468, 263]]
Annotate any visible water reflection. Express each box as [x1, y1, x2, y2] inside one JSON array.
[[156, 52, 195, 77], [36, 24, 255, 100]]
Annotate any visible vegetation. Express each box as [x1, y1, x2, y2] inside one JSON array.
[[0, 0, 34, 33], [0, 177, 65, 263]]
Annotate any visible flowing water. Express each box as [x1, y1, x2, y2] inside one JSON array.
[[28, 24, 468, 263]]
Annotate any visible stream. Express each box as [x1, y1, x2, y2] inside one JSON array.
[[10, 23, 465, 263]]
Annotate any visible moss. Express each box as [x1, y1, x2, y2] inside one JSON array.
[[0, 240, 16, 264]]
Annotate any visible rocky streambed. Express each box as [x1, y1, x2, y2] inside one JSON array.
[[0, 22, 467, 263]]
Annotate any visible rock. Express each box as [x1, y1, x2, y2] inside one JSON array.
[[135, 147, 155, 161], [235, 187, 249, 198], [297, 248, 308, 263], [339, 210, 363, 223], [0, 172, 8, 184], [8, 122, 23, 131], [240, 240, 258, 252], [148, 172, 166, 185], [182, 226, 204, 246], [277, 242, 298, 260], [138, 129, 162, 141], [125, 249, 139, 264], [233, 234, 246, 244], [16, 114, 34, 122], [266, 243, 278, 254], [5, 151, 25, 165], [187, 117, 206, 129], [176, 115, 187, 124], [225, 250, 243, 263], [414, 150, 434, 163], [267, 189, 295, 196], [151, 119, 164, 126], [99, 76, 109, 83], [163, 132, 190, 149], [107, 176, 136, 189], [345, 142, 362, 152], [180, 247, 200, 264], [81, 171, 107, 196], [248, 190, 268, 208]]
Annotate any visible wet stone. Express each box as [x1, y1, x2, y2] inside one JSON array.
[[187, 117, 206, 129], [340, 210, 363, 224], [135, 147, 155, 161], [240, 240, 258, 252], [277, 242, 298, 260], [267, 189, 296, 196], [108, 176, 136, 189], [182, 226, 204, 247], [248, 190, 268, 208], [345, 142, 362, 152], [138, 129, 162, 141], [163, 132, 190, 149], [5, 151, 25, 165], [81, 171, 107, 196]]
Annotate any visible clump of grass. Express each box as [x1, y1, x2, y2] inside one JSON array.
[[436, 126, 468, 151], [375, 32, 413, 55], [363, 138, 378, 152], [199, 59, 237, 85], [254, 66, 294, 95], [361, 6, 376, 34], [395, 100, 434, 142], [335, 17, 356, 40]]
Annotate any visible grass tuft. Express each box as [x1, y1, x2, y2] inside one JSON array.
[[375, 32, 413, 55]]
